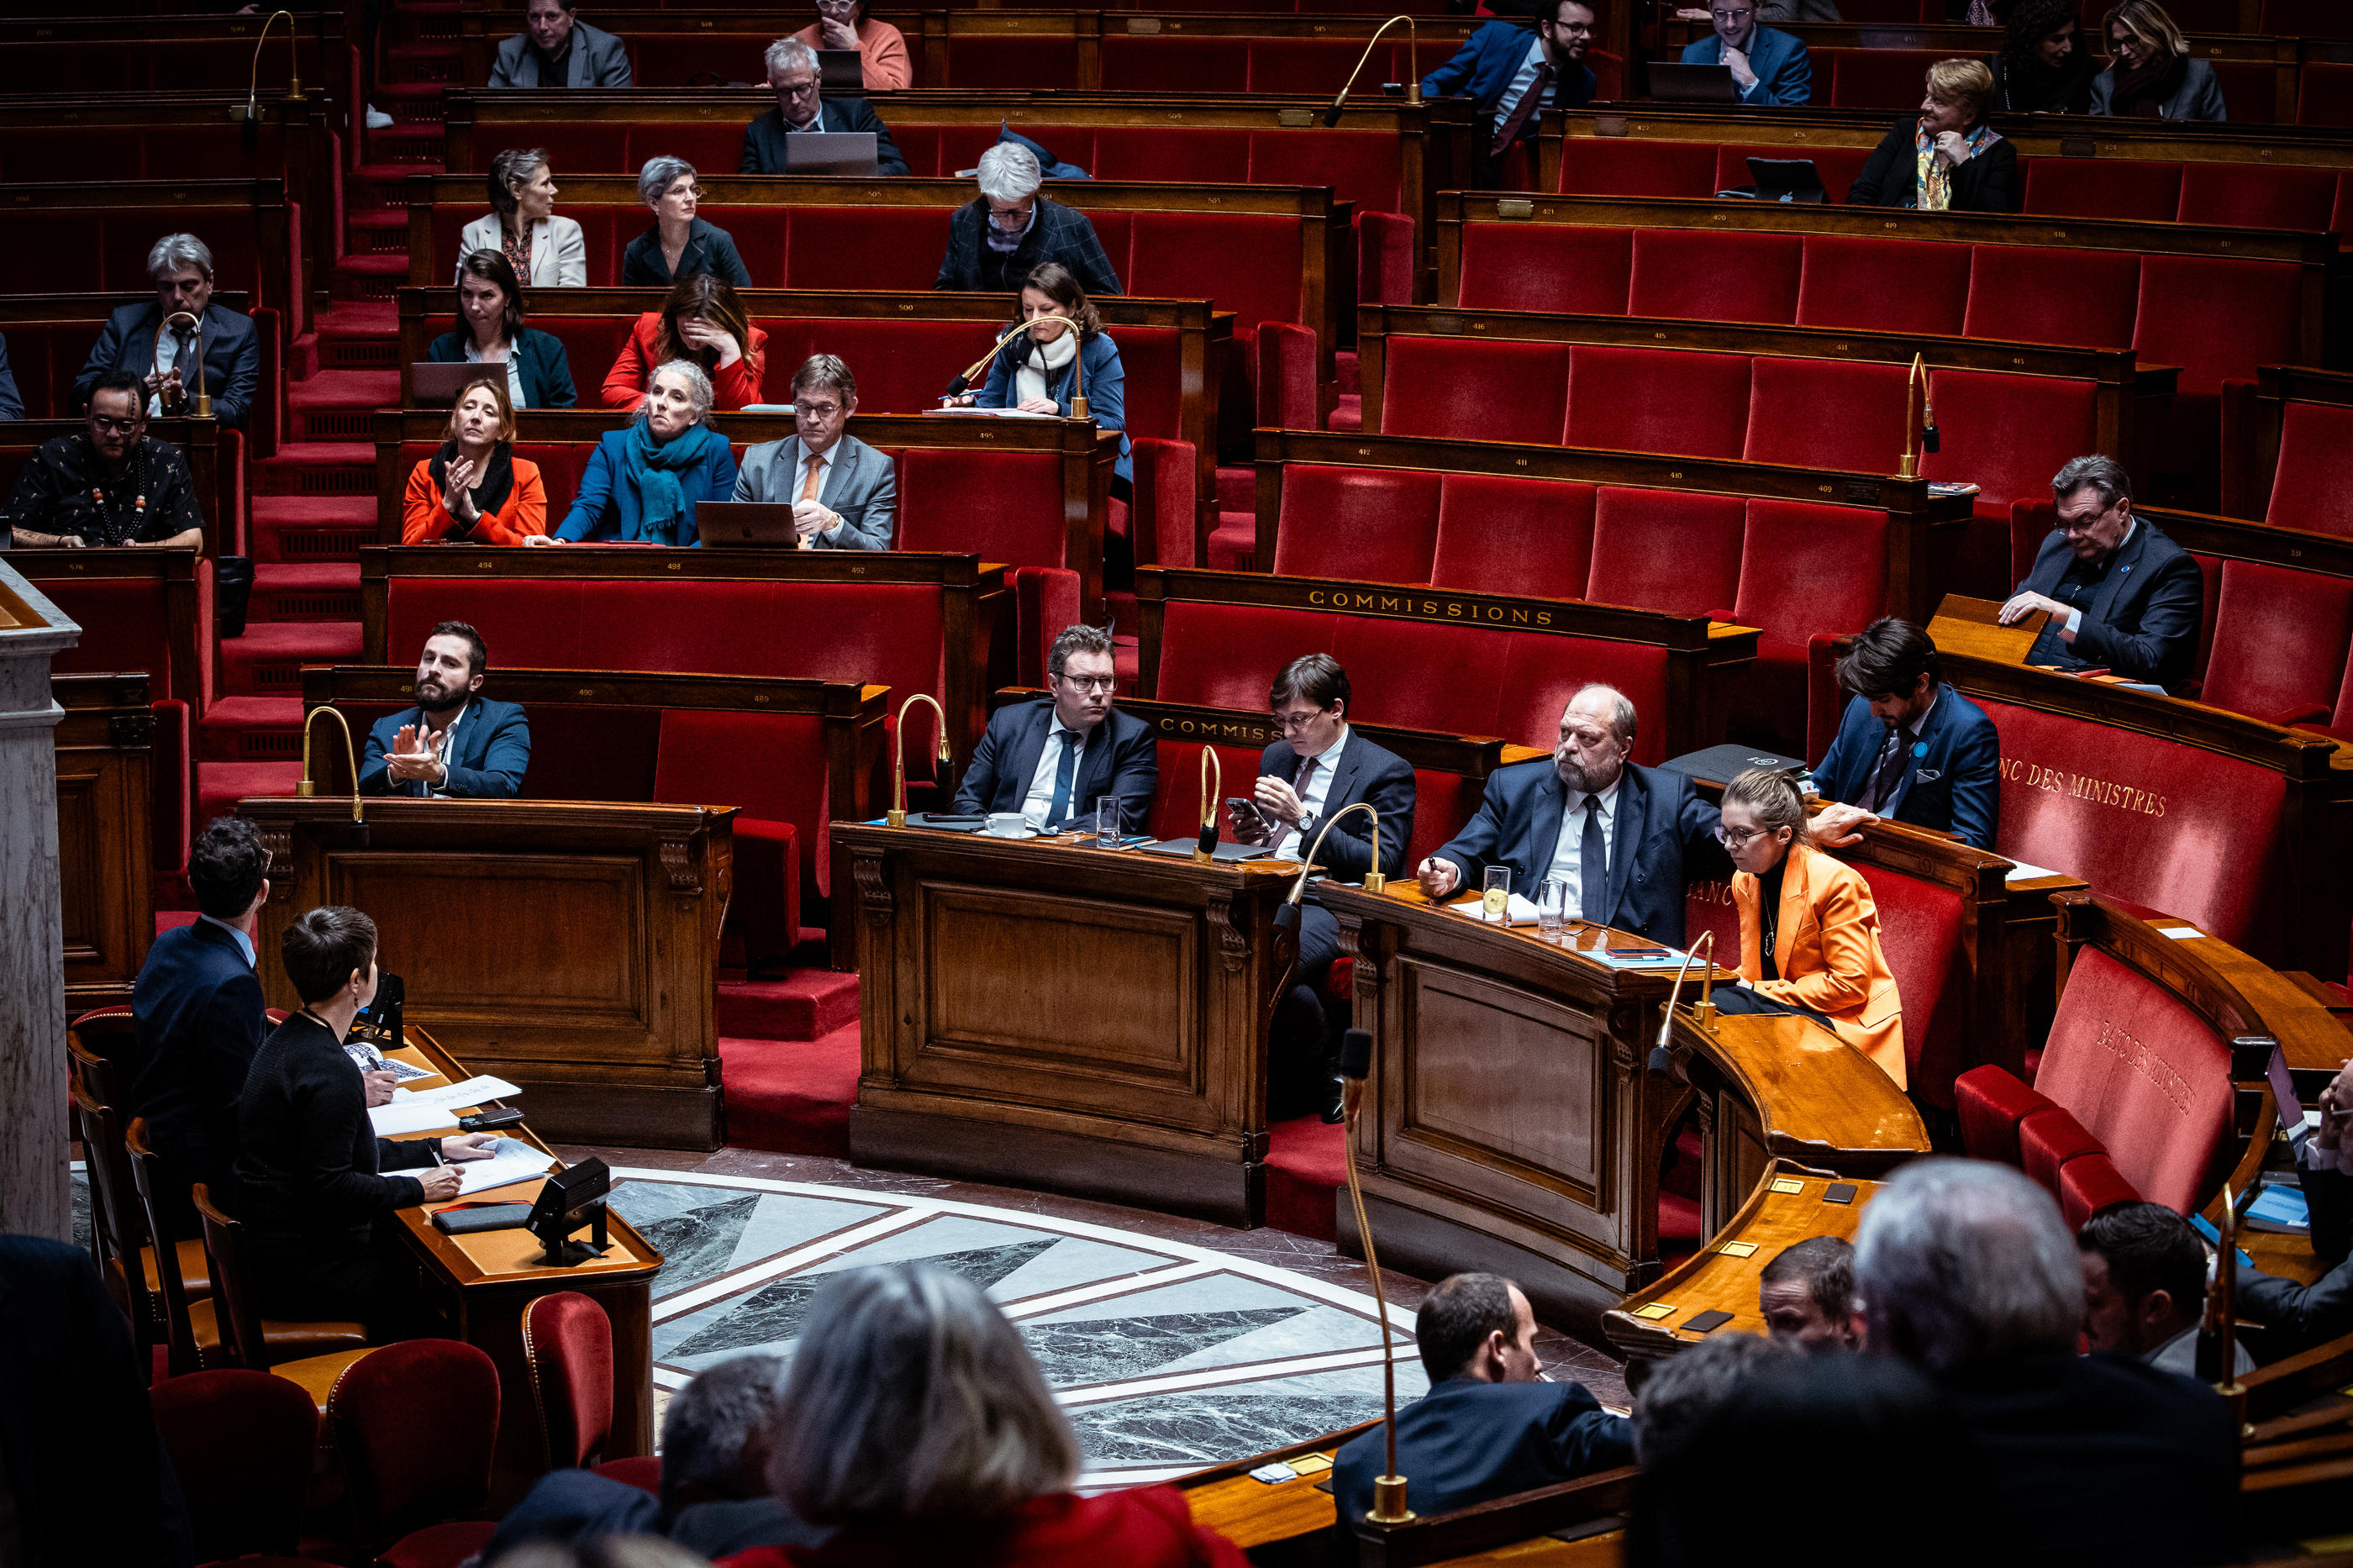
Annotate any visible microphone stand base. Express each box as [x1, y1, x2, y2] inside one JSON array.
[[885, 809, 909, 829], [1368, 1476, 1416, 1524]]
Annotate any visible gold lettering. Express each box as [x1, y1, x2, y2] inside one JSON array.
[[1308, 590, 1325, 606]]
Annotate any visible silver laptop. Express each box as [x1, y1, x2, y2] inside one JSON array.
[[410, 361, 497, 407], [782, 130, 881, 176], [695, 502, 803, 547], [1648, 62, 1740, 103]]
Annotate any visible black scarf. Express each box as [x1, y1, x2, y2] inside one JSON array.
[[2108, 50, 2187, 117], [428, 440, 516, 534], [1998, 47, 2094, 112]]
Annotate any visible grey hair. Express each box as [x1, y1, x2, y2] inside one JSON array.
[[638, 155, 697, 210], [768, 1264, 1080, 1523], [1853, 1157, 2083, 1375], [658, 1354, 789, 1516], [148, 234, 215, 282], [975, 142, 1043, 205], [640, 359, 713, 422], [1631, 1331, 1789, 1467], [2050, 453, 2131, 509], [764, 36, 819, 80], [1569, 682, 1638, 746], [489, 146, 551, 218]]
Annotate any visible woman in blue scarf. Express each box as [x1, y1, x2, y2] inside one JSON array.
[[535, 360, 738, 546]]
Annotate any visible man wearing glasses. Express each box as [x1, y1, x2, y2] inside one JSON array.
[[934, 141, 1123, 299], [953, 623, 1159, 834], [4, 371, 204, 550], [1421, 1, 1600, 179], [1681, 0, 1813, 104], [731, 355, 896, 550]]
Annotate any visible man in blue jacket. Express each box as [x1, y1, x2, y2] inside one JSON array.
[[360, 621, 532, 797], [1681, 0, 1813, 105], [1422, 1, 1598, 177], [1811, 618, 2000, 850], [74, 234, 260, 429], [1334, 1271, 1630, 1531]]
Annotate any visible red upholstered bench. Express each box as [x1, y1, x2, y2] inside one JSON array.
[[2265, 397, 2353, 539], [2198, 560, 2353, 729]]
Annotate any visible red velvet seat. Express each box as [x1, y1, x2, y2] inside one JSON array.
[[1919, 368, 2100, 513], [1145, 736, 1268, 845], [1248, 129, 1405, 217], [2297, 61, 2353, 127], [2175, 163, 2338, 232], [2134, 255, 2304, 403], [1792, 234, 1969, 336], [1455, 224, 1634, 314], [2209, 59, 2277, 124], [2057, 1150, 2142, 1228], [1564, 345, 1750, 459], [1099, 36, 1245, 92], [1270, 464, 1440, 581], [1955, 1062, 2051, 1169], [1730, 501, 1889, 750], [152, 1370, 319, 1564], [1740, 357, 1908, 474], [1492, 632, 1674, 761], [2018, 1103, 2106, 1192], [1847, 859, 1969, 1108], [654, 709, 834, 966], [1627, 230, 1802, 325], [1376, 337, 1573, 445], [1556, 139, 1719, 197], [2020, 158, 2183, 224], [2198, 560, 2353, 728], [1429, 475, 1597, 599], [331, 1339, 502, 1568], [1961, 245, 2142, 351], [1829, 48, 1944, 109], [2263, 399, 2353, 538], [1585, 486, 1744, 617], [522, 1291, 648, 1481]]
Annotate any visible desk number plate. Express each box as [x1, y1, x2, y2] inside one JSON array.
[[1768, 1177, 1806, 1194], [1719, 1240, 1760, 1257], [1632, 1302, 1677, 1320]]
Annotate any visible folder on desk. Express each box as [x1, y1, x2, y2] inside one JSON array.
[[1140, 838, 1273, 860]]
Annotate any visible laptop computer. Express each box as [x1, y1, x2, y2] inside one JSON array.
[[815, 49, 865, 93], [1746, 157, 1827, 203], [694, 502, 803, 547], [1647, 61, 1739, 103], [781, 130, 881, 176], [410, 361, 498, 407]]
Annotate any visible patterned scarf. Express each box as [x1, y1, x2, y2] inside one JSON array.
[[1914, 122, 2003, 212]]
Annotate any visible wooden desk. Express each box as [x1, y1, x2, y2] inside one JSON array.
[[837, 820, 1299, 1228], [1605, 1160, 1879, 1360], [1176, 1423, 1371, 1553], [385, 1026, 662, 1500], [53, 672, 155, 1011], [239, 798, 734, 1148]]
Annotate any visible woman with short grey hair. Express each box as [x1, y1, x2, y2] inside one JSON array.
[[725, 1265, 1248, 1565], [622, 156, 753, 290], [458, 146, 587, 287], [541, 360, 735, 546]]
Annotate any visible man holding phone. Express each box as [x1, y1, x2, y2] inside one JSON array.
[[1231, 655, 1414, 1123], [2238, 1058, 2353, 1354]]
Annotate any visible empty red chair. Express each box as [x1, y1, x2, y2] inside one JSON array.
[[654, 709, 834, 967], [1556, 139, 1719, 197], [2197, 560, 2353, 727], [523, 1291, 655, 1491], [1730, 500, 1889, 749], [1830, 48, 1945, 109], [1269, 465, 1441, 581], [1793, 234, 1969, 336], [1961, 245, 2141, 351], [2021, 159, 2182, 224], [1327, 618, 1509, 734], [1585, 487, 1745, 617], [1565, 345, 1750, 459], [1627, 229, 1803, 325], [1429, 475, 1596, 599], [1155, 602, 1338, 710], [1920, 368, 2101, 513], [151, 1370, 324, 1565], [2056, 1150, 2141, 1229], [1955, 1063, 2051, 1169], [1850, 860, 1970, 1109], [331, 1339, 503, 1568], [1376, 337, 1573, 445], [1455, 224, 1634, 314], [2297, 61, 2353, 127], [2135, 255, 2303, 402], [2263, 399, 2353, 538], [2176, 164, 2337, 233], [1740, 357, 1908, 475]]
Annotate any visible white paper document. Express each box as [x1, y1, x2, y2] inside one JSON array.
[[453, 1137, 557, 1195], [367, 1075, 520, 1136], [1445, 892, 1543, 927]]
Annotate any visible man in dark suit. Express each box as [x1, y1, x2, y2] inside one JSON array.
[[74, 234, 259, 430], [127, 817, 288, 1237], [1681, 0, 1813, 104], [1420, 0, 1598, 179], [487, 0, 633, 87], [935, 142, 1123, 298], [1334, 1272, 1630, 1533], [1416, 685, 1729, 946], [359, 621, 532, 797], [1809, 618, 2000, 850], [1998, 454, 2203, 692], [1229, 655, 1415, 1122], [2239, 1057, 2353, 1356], [740, 38, 908, 177], [953, 623, 1157, 833], [0, 1234, 192, 1568], [1855, 1158, 2240, 1564]]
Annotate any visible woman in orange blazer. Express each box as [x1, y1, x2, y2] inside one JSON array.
[[1713, 766, 1906, 1088], [601, 271, 766, 413], [401, 373, 548, 545]]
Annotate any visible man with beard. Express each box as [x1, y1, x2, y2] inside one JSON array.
[[358, 620, 531, 797], [1417, 685, 1737, 946], [3, 371, 206, 549]]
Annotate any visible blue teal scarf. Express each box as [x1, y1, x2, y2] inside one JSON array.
[[619, 418, 720, 544]]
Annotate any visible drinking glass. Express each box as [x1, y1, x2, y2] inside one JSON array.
[[1535, 878, 1568, 939], [1482, 866, 1512, 923], [1095, 795, 1123, 848]]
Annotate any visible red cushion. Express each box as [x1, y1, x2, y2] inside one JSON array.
[[1829, 47, 1945, 109], [2297, 61, 2353, 126], [152, 1371, 318, 1561], [781, 208, 942, 292], [1089, 124, 1240, 182], [1919, 368, 2101, 512], [1733, 500, 1887, 642], [329, 1340, 500, 1544], [2021, 158, 2183, 224], [1126, 212, 1303, 337], [2035, 945, 2235, 1213], [898, 449, 1068, 566], [1953, 1064, 2052, 1167], [2209, 59, 2277, 124], [522, 1292, 613, 1471], [1248, 129, 1404, 216], [2176, 163, 2338, 231], [2135, 255, 2305, 400], [1742, 357, 1908, 473], [2264, 400, 2353, 539], [2199, 560, 2353, 728], [1586, 486, 1745, 616], [1145, 738, 1269, 845], [1377, 337, 1573, 445], [1847, 857, 1969, 1110], [1556, 139, 1719, 197], [1794, 234, 1970, 336], [1566, 345, 1750, 459], [1270, 465, 1441, 581], [1962, 245, 2142, 352], [2057, 1150, 2142, 1229], [1713, 145, 1876, 206], [1628, 229, 1803, 325], [1430, 475, 1597, 599], [1456, 224, 1633, 314], [1489, 634, 1673, 764], [2019, 1103, 2106, 1192]]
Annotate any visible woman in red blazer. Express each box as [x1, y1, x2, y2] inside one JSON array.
[[718, 1265, 1246, 1568], [603, 272, 766, 412], [400, 373, 548, 545]]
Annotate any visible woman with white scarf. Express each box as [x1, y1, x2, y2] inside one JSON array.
[[957, 262, 1131, 497]]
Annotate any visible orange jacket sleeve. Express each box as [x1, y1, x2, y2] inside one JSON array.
[[1752, 862, 1878, 1019], [603, 314, 656, 410], [402, 460, 449, 545], [476, 460, 548, 546]]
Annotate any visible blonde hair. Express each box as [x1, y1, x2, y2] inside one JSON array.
[[443, 371, 517, 444], [2103, 0, 2188, 61], [1924, 57, 1994, 123], [1723, 766, 1813, 851]]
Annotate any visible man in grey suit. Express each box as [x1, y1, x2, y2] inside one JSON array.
[[489, 0, 633, 87], [731, 355, 897, 550]]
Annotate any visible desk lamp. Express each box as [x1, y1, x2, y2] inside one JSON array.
[[1324, 17, 1421, 124]]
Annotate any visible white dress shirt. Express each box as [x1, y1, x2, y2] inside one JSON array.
[[1020, 713, 1088, 830], [1543, 776, 1620, 920], [1271, 724, 1348, 857], [150, 321, 194, 418], [1493, 35, 1551, 127], [404, 702, 467, 797]]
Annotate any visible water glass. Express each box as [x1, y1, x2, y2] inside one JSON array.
[[1095, 795, 1123, 848], [1535, 878, 1568, 939], [1482, 866, 1512, 923]]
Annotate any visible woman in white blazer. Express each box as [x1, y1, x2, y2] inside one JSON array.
[[457, 147, 588, 289]]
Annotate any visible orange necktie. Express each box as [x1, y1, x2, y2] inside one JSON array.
[[797, 452, 824, 549]]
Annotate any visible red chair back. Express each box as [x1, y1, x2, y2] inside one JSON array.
[[151, 1370, 318, 1560], [331, 1339, 503, 1548], [524, 1291, 619, 1471]]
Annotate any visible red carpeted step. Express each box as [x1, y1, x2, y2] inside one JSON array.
[[1215, 464, 1252, 515], [1208, 517, 1255, 571], [331, 252, 409, 303], [354, 165, 427, 211], [1329, 395, 1362, 433], [1659, 1192, 1703, 1267], [197, 760, 306, 827], [719, 1023, 860, 1157], [365, 123, 446, 169], [288, 371, 399, 444], [256, 443, 375, 497], [199, 696, 306, 764], [250, 561, 363, 624], [219, 620, 364, 699], [251, 495, 376, 564], [714, 969, 861, 1043], [1336, 350, 1359, 397], [1266, 1113, 1344, 1241]]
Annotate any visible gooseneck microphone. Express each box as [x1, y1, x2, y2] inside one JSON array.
[[1322, 14, 1424, 127], [941, 314, 1089, 401]]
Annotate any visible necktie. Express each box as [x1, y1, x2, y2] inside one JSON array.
[[799, 453, 825, 501], [1578, 797, 1607, 921], [1491, 61, 1554, 157], [1861, 725, 1907, 812], [1045, 730, 1082, 830]]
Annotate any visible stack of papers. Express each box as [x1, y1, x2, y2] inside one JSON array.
[[453, 1136, 558, 1196], [1444, 892, 1542, 927], [369, 1074, 520, 1136]]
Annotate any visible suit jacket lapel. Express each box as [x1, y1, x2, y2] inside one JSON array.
[[1605, 769, 1648, 922], [2087, 523, 2149, 629], [1776, 845, 1816, 970], [1322, 737, 1366, 811], [1005, 705, 1053, 808], [1528, 771, 1566, 889]]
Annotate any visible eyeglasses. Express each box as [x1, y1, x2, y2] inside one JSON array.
[[88, 414, 143, 434], [1055, 674, 1117, 693], [666, 184, 703, 202], [1550, 20, 1597, 34], [775, 76, 819, 94], [1709, 7, 1755, 18], [793, 401, 842, 418], [987, 204, 1034, 228], [1717, 824, 1773, 848], [1273, 709, 1331, 732]]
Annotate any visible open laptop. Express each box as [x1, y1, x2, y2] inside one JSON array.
[[781, 130, 881, 176], [694, 502, 803, 547], [1745, 156, 1827, 203], [410, 361, 495, 407], [815, 49, 865, 93], [1647, 61, 1739, 103]]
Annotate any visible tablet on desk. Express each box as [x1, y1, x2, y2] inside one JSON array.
[[695, 502, 802, 546]]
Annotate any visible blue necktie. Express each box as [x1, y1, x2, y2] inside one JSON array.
[[1045, 730, 1082, 829]]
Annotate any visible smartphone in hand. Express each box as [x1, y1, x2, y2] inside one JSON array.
[[1227, 797, 1270, 845]]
